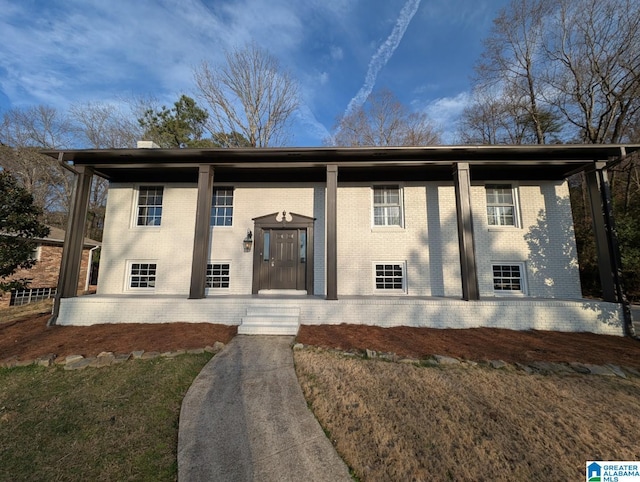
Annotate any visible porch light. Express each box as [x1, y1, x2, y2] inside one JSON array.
[[243, 230, 253, 252]]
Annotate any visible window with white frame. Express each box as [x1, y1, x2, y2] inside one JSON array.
[[211, 187, 234, 226], [492, 263, 526, 294], [206, 263, 230, 288], [136, 186, 164, 226], [374, 262, 406, 292], [485, 184, 518, 227], [29, 244, 41, 261], [128, 262, 157, 289], [373, 185, 403, 227]]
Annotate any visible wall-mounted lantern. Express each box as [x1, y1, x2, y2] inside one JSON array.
[[243, 230, 253, 252]]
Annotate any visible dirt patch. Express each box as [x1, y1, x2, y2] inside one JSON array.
[[0, 314, 236, 361], [297, 324, 640, 367], [295, 349, 640, 481]]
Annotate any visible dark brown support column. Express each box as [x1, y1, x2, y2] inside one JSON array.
[[189, 165, 214, 299], [453, 163, 479, 301], [585, 162, 621, 302], [585, 161, 635, 336], [326, 165, 338, 300], [50, 165, 94, 325], [58, 166, 94, 299]]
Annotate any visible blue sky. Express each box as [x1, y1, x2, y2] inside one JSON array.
[[0, 0, 509, 146]]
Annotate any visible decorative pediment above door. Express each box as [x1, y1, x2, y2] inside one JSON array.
[[252, 211, 316, 229]]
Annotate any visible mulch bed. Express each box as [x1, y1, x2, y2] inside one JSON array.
[[297, 324, 640, 367], [2, 312, 639, 367]]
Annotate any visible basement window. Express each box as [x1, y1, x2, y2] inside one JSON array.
[[492, 263, 526, 295], [374, 262, 406, 293], [206, 263, 230, 289]]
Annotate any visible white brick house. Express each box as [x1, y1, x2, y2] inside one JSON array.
[[45, 145, 639, 336]]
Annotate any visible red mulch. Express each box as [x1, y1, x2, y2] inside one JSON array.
[[2, 312, 639, 367], [297, 324, 640, 368], [0, 314, 236, 361]]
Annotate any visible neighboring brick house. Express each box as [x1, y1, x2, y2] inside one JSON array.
[[44, 144, 639, 336], [0, 226, 100, 307]]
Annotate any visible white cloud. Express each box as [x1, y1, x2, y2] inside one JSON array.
[[330, 46, 344, 61], [295, 103, 331, 142], [424, 91, 471, 143], [343, 0, 422, 117], [319, 72, 330, 85]]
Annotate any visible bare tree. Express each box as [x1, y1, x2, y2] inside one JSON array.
[[328, 89, 440, 146], [70, 101, 140, 149], [0, 107, 75, 225], [543, 0, 640, 143], [474, 0, 554, 144], [194, 44, 299, 147], [459, 85, 561, 144]]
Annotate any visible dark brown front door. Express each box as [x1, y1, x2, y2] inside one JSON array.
[[270, 230, 298, 289], [252, 212, 314, 295]]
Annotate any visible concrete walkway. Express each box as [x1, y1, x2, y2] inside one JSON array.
[[177, 336, 352, 482]]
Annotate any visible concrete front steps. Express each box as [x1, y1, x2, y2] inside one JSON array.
[[238, 305, 301, 335]]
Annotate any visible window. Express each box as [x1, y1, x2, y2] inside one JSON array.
[[486, 184, 518, 227], [10, 287, 56, 306], [207, 263, 230, 288], [211, 188, 234, 226], [129, 263, 157, 289], [137, 186, 163, 226], [374, 263, 405, 292], [29, 245, 41, 261], [373, 185, 403, 227], [492, 263, 526, 294]]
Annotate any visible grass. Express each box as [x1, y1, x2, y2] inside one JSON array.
[[295, 348, 640, 482], [0, 353, 212, 482], [0, 299, 53, 323]]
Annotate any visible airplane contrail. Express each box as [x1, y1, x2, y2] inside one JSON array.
[[344, 0, 422, 117]]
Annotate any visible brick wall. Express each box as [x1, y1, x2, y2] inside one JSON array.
[[97, 179, 581, 300], [56, 295, 625, 336], [0, 244, 93, 308]]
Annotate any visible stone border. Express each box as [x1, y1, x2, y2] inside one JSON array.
[[0, 341, 226, 370], [292, 343, 640, 379]]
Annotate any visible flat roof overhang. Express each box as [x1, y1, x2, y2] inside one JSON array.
[[43, 144, 640, 183]]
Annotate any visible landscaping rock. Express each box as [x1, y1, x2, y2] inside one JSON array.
[[433, 355, 461, 365], [204, 343, 225, 353], [0, 356, 18, 368], [131, 351, 145, 359], [489, 360, 508, 370], [569, 362, 591, 374], [186, 348, 205, 355], [604, 364, 627, 379], [292, 343, 304, 351], [113, 353, 131, 364], [92, 352, 116, 368], [399, 358, 420, 364], [37, 354, 56, 367], [624, 366, 640, 377], [529, 361, 573, 375], [365, 349, 376, 359], [420, 358, 439, 367], [514, 363, 534, 374], [161, 350, 186, 358], [213, 341, 225, 352], [15, 359, 34, 367], [379, 352, 398, 362], [65, 354, 84, 364], [64, 357, 93, 370], [140, 351, 160, 359], [582, 364, 616, 377]]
